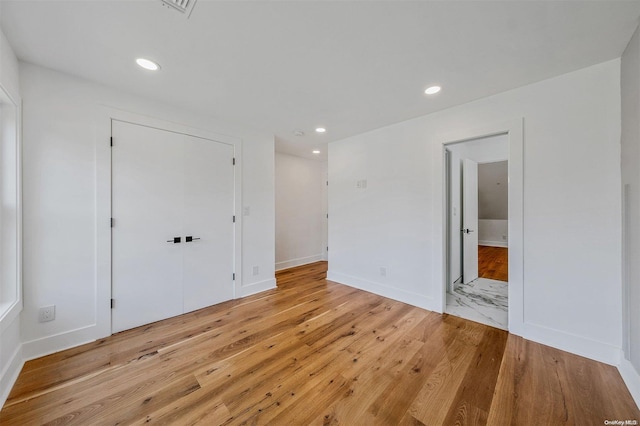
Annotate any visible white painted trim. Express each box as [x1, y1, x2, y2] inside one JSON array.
[[0, 344, 23, 408], [618, 357, 640, 410], [327, 271, 440, 313], [435, 118, 524, 336], [275, 254, 324, 271], [0, 301, 21, 333], [0, 86, 23, 327], [520, 321, 621, 366], [239, 278, 276, 298], [478, 240, 508, 248], [21, 324, 97, 362], [96, 107, 243, 338]]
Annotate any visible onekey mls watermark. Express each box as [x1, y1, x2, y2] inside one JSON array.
[[604, 420, 638, 425]]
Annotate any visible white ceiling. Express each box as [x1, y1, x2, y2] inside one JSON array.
[[2, 1, 640, 161]]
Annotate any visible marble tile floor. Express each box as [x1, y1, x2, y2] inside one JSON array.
[[445, 278, 508, 330]]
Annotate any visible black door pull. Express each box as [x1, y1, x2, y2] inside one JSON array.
[[166, 237, 181, 243], [185, 236, 201, 242]]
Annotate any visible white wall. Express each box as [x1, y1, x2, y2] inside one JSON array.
[[478, 161, 508, 220], [329, 59, 623, 365], [18, 62, 275, 359], [621, 23, 640, 407], [446, 135, 508, 284], [275, 152, 327, 270], [478, 219, 508, 247], [477, 161, 508, 246], [0, 25, 23, 407]]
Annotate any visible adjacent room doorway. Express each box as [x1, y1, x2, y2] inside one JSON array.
[[444, 134, 509, 330]]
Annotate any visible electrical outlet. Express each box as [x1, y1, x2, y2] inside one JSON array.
[[38, 305, 55, 323], [380, 267, 387, 277], [243, 206, 251, 216], [502, 235, 507, 240], [252, 266, 259, 276]]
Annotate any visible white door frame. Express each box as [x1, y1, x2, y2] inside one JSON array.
[[436, 119, 524, 335], [95, 108, 242, 338]]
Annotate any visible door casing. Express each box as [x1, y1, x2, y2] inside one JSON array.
[[436, 119, 523, 335]]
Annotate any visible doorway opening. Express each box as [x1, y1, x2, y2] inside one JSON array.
[[444, 134, 509, 330], [274, 150, 328, 275]]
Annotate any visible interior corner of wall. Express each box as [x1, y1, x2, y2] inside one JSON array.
[[618, 356, 640, 410]]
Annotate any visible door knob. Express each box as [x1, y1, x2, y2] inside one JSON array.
[[461, 229, 475, 234], [167, 237, 181, 243], [185, 236, 201, 242]]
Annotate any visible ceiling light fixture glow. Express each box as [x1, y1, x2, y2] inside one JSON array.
[[424, 86, 441, 95], [136, 58, 160, 71], [315, 127, 326, 133], [312, 150, 321, 154]]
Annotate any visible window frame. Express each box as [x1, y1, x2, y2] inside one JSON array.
[[0, 83, 22, 327]]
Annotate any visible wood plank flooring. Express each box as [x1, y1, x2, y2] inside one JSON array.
[[478, 245, 508, 282], [2, 262, 638, 425]]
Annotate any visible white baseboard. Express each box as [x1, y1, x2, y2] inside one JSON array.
[[619, 357, 640, 410], [328, 270, 619, 366], [518, 321, 621, 366], [0, 344, 24, 408], [478, 240, 508, 248], [21, 324, 97, 362], [275, 254, 324, 271], [326, 270, 439, 313], [239, 278, 276, 298]]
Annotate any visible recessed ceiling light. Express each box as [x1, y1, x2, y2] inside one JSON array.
[[312, 150, 321, 154], [315, 127, 326, 133], [425, 86, 441, 95], [136, 58, 160, 71]]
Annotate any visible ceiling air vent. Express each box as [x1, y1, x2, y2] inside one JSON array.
[[160, 0, 197, 18]]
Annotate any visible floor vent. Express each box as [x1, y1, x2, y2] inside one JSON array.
[[160, 0, 197, 18]]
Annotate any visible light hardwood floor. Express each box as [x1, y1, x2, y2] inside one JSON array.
[[478, 245, 508, 282], [1, 262, 638, 425]]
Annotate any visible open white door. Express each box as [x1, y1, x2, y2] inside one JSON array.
[[462, 158, 479, 284], [112, 120, 234, 333]]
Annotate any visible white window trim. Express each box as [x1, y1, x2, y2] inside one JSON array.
[[0, 83, 22, 329]]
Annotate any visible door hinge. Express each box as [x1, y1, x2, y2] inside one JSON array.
[[326, 213, 328, 219], [232, 273, 236, 281], [111, 298, 115, 309], [233, 215, 236, 223], [327, 246, 329, 251], [110, 137, 113, 147], [110, 218, 115, 227], [232, 157, 236, 165], [326, 180, 328, 186]]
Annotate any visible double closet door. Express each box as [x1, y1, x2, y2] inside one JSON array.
[[111, 120, 234, 333]]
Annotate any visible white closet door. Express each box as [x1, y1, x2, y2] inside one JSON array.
[[182, 135, 234, 312], [111, 121, 235, 333], [112, 121, 184, 333]]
